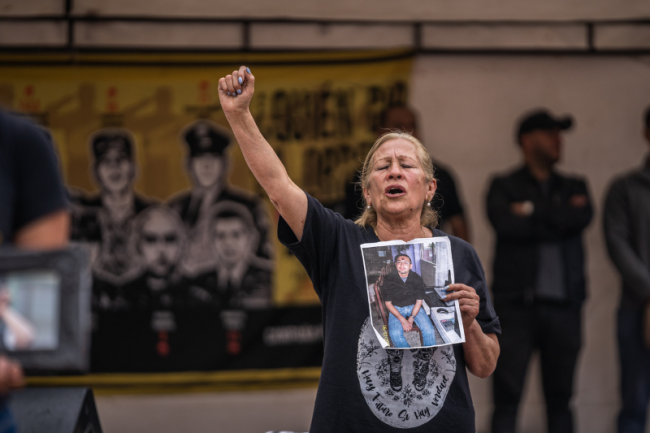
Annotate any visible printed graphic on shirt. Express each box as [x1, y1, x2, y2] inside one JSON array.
[[361, 237, 464, 349], [357, 318, 457, 429]]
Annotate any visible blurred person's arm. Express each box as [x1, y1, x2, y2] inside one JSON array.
[[434, 166, 470, 242], [486, 177, 540, 241], [604, 180, 650, 302], [14, 210, 69, 250], [446, 214, 470, 243], [546, 179, 593, 235], [0, 357, 23, 395], [487, 176, 557, 241], [504, 179, 592, 239]]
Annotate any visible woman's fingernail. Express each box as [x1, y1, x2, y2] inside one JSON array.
[[246, 67, 251, 74], [227, 92, 231, 96], [238, 77, 243, 84], [236, 89, 242, 95]]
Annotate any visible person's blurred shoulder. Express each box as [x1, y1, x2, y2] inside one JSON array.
[[0, 110, 53, 154], [430, 228, 481, 265], [431, 228, 471, 249]]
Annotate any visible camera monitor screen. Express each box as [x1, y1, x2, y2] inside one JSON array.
[[0, 247, 91, 373], [0, 271, 60, 352]]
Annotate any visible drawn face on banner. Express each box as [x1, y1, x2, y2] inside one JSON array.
[[96, 148, 135, 193], [139, 210, 184, 277], [190, 153, 224, 189], [212, 216, 253, 267]]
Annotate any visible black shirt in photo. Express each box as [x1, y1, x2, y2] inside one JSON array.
[[381, 271, 427, 308]]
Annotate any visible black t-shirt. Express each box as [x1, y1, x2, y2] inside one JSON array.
[[0, 110, 67, 245], [382, 271, 427, 308], [278, 193, 500, 433]]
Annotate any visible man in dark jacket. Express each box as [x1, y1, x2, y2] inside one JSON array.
[[603, 106, 650, 433], [487, 109, 593, 433]]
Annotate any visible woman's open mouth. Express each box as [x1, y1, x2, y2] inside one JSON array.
[[385, 185, 406, 197]]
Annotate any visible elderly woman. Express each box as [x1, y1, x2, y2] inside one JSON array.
[[218, 67, 500, 433]]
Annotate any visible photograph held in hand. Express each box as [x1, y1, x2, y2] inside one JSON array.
[[362, 236, 465, 349]]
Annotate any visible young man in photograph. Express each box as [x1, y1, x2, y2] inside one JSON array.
[[382, 253, 436, 348]]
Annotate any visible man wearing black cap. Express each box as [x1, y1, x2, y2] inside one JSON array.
[[168, 119, 272, 272], [487, 109, 593, 433], [71, 128, 154, 291], [604, 106, 650, 433]]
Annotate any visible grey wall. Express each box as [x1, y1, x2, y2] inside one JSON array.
[[411, 54, 650, 433], [3, 0, 650, 21]]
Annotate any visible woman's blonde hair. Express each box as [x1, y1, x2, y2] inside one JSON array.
[[354, 132, 438, 229]]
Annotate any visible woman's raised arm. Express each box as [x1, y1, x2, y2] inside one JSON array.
[[218, 66, 308, 240]]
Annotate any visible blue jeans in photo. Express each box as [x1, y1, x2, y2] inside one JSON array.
[[388, 304, 436, 348]]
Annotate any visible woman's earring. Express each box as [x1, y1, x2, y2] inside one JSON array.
[[367, 205, 371, 209]]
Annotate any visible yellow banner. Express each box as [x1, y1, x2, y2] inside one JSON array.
[[0, 51, 412, 306]]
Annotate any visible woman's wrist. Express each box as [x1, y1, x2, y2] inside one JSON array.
[[225, 108, 252, 124], [464, 318, 482, 338]]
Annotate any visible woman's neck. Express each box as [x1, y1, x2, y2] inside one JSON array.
[[375, 217, 431, 242]]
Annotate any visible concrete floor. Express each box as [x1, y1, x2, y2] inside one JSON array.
[[95, 387, 317, 433]]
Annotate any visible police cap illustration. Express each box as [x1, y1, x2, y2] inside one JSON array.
[[91, 129, 134, 163], [183, 119, 231, 157]]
